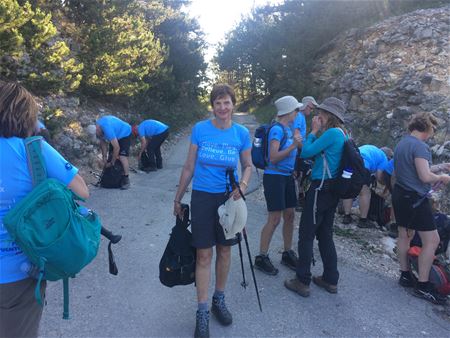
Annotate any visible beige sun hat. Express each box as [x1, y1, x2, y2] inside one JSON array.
[[316, 97, 346, 123], [274, 96, 304, 116], [218, 197, 248, 239], [302, 96, 318, 107]]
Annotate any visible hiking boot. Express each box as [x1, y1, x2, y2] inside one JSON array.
[[312, 276, 338, 294], [413, 285, 447, 305], [281, 250, 298, 271], [120, 176, 130, 190], [342, 214, 353, 225], [357, 218, 376, 228], [254, 255, 278, 276], [211, 295, 232, 326], [194, 310, 210, 338], [398, 272, 417, 288], [284, 277, 310, 297]]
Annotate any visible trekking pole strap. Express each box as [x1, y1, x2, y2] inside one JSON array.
[[63, 278, 69, 319]]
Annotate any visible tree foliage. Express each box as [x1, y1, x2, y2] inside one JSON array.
[[216, 0, 450, 105]]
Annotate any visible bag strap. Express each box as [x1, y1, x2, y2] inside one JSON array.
[[24, 136, 47, 186]]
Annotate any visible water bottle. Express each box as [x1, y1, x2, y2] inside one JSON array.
[[342, 168, 353, 179], [20, 262, 41, 279], [78, 205, 90, 216]]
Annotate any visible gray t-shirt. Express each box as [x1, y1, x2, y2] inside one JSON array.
[[394, 135, 431, 195]]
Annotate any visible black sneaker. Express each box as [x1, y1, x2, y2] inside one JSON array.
[[342, 214, 353, 225], [388, 223, 398, 239], [120, 176, 130, 190], [211, 295, 232, 326], [254, 255, 279, 275], [194, 310, 210, 338], [399, 272, 417, 288], [413, 285, 447, 305], [281, 250, 298, 271]]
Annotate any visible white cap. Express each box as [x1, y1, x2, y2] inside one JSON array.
[[218, 197, 247, 239], [275, 96, 303, 116]]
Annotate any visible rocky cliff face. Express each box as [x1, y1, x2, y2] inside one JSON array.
[[313, 6, 450, 211], [313, 6, 449, 154]]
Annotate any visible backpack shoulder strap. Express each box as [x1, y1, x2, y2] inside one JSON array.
[[24, 136, 47, 186]]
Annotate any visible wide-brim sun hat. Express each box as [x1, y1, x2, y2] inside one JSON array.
[[316, 97, 346, 123], [302, 96, 318, 107], [218, 197, 248, 240], [274, 96, 304, 116]]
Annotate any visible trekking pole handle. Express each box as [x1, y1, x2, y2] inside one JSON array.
[[226, 167, 246, 200]]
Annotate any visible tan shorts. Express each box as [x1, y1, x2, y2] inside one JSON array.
[[0, 278, 46, 338]]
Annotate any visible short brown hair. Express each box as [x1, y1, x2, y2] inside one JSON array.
[[210, 84, 236, 107], [408, 112, 438, 133], [0, 82, 38, 138]]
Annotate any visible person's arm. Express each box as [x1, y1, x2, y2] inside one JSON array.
[[300, 129, 339, 158], [173, 143, 197, 217], [415, 158, 450, 185], [269, 128, 302, 164], [431, 162, 450, 173], [232, 149, 252, 200], [109, 138, 120, 163], [68, 174, 89, 199], [138, 137, 147, 157], [99, 139, 108, 164]]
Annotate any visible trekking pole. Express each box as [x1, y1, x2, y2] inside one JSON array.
[[242, 227, 263, 312], [226, 167, 262, 312], [237, 233, 248, 288]]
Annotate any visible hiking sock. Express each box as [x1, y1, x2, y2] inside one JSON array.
[[213, 290, 224, 299], [198, 302, 208, 312], [417, 281, 430, 291]]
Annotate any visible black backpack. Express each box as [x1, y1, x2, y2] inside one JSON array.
[[251, 122, 287, 170], [368, 190, 390, 228], [159, 204, 196, 287], [99, 160, 124, 188], [411, 212, 450, 255], [332, 136, 369, 199], [140, 151, 153, 171]]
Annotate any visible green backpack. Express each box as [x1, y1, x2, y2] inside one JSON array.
[[3, 136, 101, 319]]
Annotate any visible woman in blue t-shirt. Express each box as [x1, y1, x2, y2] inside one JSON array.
[[254, 96, 303, 276], [285, 97, 346, 298], [173, 84, 252, 338], [0, 82, 90, 338]]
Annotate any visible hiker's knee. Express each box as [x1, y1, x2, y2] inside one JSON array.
[[267, 212, 282, 227], [197, 248, 213, 266]]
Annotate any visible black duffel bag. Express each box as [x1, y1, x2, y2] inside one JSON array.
[[159, 204, 196, 287], [99, 160, 124, 188]]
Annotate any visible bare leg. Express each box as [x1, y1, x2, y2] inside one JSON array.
[[397, 226, 415, 271], [196, 248, 213, 303], [119, 155, 129, 175], [417, 230, 440, 282], [215, 245, 231, 291], [259, 211, 282, 253], [359, 185, 371, 218], [282, 208, 295, 251]]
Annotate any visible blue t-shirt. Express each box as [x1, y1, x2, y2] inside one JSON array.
[[96, 116, 131, 141], [292, 112, 307, 139], [382, 159, 394, 175], [191, 120, 251, 193], [301, 128, 345, 180], [0, 138, 78, 284], [359, 145, 389, 174], [137, 119, 169, 137], [265, 124, 296, 176]]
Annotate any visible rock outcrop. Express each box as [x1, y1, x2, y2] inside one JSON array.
[[313, 6, 449, 155]]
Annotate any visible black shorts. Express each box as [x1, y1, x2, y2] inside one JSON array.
[[190, 190, 239, 249], [392, 185, 435, 232], [263, 174, 297, 212], [108, 135, 131, 157]]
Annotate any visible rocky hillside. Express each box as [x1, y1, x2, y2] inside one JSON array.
[[313, 6, 449, 153], [313, 6, 450, 210]]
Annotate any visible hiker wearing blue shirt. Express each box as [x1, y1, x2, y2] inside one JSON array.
[[173, 84, 252, 338], [285, 97, 346, 298], [254, 96, 302, 276], [95, 115, 132, 189], [292, 96, 318, 211], [0, 82, 89, 338], [342, 144, 393, 228], [132, 119, 169, 171]]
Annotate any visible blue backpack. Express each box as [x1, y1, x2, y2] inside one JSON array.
[[251, 122, 287, 169], [3, 137, 101, 319]]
